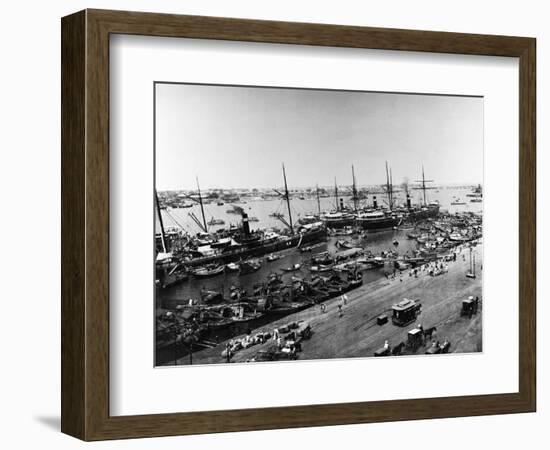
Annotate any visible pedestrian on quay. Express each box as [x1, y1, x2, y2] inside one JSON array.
[[342, 294, 348, 305], [338, 304, 343, 318], [273, 329, 279, 341], [225, 343, 232, 363]]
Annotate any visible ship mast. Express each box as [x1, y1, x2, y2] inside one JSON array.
[[155, 189, 168, 253], [196, 176, 208, 232], [390, 166, 394, 209], [316, 184, 321, 217], [421, 165, 429, 206], [282, 163, 294, 234], [334, 177, 339, 211], [385, 161, 392, 209], [351, 165, 358, 212], [414, 164, 435, 207]]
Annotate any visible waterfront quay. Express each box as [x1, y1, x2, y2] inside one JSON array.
[[172, 241, 482, 366]]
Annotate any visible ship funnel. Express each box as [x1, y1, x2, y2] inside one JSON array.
[[406, 195, 411, 209], [339, 198, 344, 210], [373, 196, 378, 209], [241, 212, 251, 236]]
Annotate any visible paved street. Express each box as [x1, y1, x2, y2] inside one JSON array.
[[177, 243, 482, 365]]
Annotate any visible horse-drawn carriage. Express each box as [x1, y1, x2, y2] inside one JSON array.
[[391, 298, 422, 326], [406, 325, 438, 351], [461, 296, 479, 317], [406, 328, 424, 351]]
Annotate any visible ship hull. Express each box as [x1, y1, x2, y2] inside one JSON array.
[[356, 216, 400, 230], [321, 217, 356, 228], [408, 206, 440, 221], [180, 228, 327, 268]]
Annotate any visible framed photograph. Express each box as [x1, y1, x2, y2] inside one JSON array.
[[61, 9, 536, 441]]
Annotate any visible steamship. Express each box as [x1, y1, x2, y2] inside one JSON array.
[[155, 164, 327, 273], [178, 212, 326, 269], [355, 194, 401, 230]]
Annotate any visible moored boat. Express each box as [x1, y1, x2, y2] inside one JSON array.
[[192, 265, 225, 278]]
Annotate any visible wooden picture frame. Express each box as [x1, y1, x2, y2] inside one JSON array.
[[61, 9, 536, 441]]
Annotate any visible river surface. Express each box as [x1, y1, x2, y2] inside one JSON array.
[[156, 186, 482, 311]]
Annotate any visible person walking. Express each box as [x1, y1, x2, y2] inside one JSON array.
[[225, 343, 232, 363]]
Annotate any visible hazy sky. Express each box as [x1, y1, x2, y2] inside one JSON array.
[[155, 83, 483, 191]]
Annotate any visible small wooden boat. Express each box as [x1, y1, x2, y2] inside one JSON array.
[[310, 264, 333, 273], [335, 240, 353, 250], [192, 265, 225, 278], [299, 242, 324, 253], [225, 262, 240, 272], [200, 289, 223, 304], [239, 259, 262, 275], [281, 263, 301, 272], [208, 217, 225, 225]]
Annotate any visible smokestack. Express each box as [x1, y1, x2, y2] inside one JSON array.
[[339, 198, 344, 210], [407, 195, 412, 209], [373, 196, 378, 209], [241, 212, 250, 236]]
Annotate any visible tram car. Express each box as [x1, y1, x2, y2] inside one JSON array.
[[391, 298, 422, 326]]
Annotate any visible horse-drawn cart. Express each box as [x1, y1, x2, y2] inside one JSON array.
[[461, 296, 479, 317], [406, 328, 424, 351]]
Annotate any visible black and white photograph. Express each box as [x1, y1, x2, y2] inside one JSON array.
[[154, 83, 483, 366]]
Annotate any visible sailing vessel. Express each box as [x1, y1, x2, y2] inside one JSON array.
[[155, 190, 189, 288], [356, 162, 401, 230], [175, 165, 326, 269], [406, 165, 440, 220]]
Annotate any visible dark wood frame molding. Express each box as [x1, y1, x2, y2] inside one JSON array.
[[61, 9, 536, 441]]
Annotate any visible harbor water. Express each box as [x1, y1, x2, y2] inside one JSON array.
[[156, 186, 481, 309]]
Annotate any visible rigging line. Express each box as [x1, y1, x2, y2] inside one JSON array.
[[164, 208, 191, 234]]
